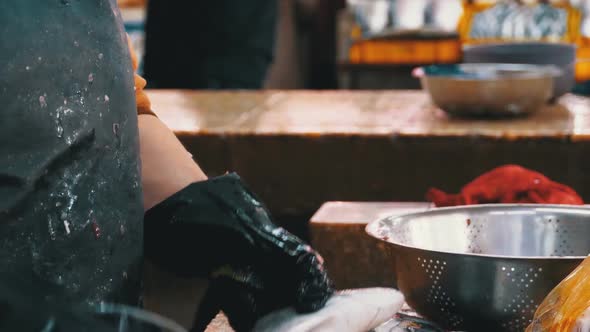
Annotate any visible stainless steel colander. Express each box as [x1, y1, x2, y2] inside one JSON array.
[[366, 204, 590, 332]]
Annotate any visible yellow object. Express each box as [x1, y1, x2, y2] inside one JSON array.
[[117, 0, 146, 8], [526, 256, 590, 332], [348, 39, 461, 65], [576, 39, 590, 82]]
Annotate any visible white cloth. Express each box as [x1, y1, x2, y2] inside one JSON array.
[[253, 288, 404, 332]]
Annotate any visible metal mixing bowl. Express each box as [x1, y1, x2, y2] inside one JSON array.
[[417, 63, 559, 117], [366, 204, 590, 332], [463, 43, 576, 99]]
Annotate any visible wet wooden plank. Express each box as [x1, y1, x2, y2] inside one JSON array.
[[149, 90, 590, 140], [310, 201, 433, 289], [148, 90, 590, 216]]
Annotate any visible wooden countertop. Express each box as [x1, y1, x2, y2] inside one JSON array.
[[146, 89, 590, 214], [148, 90, 590, 141]]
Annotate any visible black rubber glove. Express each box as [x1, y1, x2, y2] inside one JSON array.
[[144, 173, 334, 332]]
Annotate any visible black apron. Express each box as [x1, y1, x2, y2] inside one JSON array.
[[0, 0, 143, 307], [142, 0, 277, 89]]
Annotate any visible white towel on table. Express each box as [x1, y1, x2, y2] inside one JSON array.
[[253, 288, 404, 332]]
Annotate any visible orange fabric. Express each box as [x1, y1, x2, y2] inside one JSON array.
[[426, 165, 584, 207], [127, 36, 153, 116]]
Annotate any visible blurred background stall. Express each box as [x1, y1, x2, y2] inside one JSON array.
[[118, 0, 590, 91], [116, 0, 590, 238]]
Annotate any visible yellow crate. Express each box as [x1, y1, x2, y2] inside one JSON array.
[[436, 39, 462, 63], [349, 39, 461, 65]]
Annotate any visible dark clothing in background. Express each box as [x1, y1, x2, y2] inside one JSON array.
[[143, 0, 277, 89], [0, 0, 143, 307]]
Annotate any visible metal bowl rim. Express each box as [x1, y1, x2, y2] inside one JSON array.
[[365, 203, 590, 260], [462, 42, 577, 51], [420, 63, 562, 81]]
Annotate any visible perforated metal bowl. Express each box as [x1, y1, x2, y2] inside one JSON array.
[[366, 204, 590, 332]]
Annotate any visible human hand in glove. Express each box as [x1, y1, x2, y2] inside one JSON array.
[[130, 32, 332, 331], [143, 173, 334, 332]]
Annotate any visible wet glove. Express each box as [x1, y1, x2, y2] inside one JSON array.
[[143, 173, 334, 332]]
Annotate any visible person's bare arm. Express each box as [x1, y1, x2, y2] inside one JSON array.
[[129, 35, 207, 210], [129, 37, 331, 332], [138, 114, 208, 211]]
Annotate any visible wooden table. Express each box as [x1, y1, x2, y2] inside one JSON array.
[[149, 90, 590, 227], [310, 201, 432, 289]]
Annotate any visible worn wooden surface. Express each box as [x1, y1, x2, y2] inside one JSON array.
[[149, 90, 590, 219], [310, 201, 432, 289], [149, 90, 590, 139]]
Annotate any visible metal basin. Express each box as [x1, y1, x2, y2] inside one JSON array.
[[366, 204, 590, 332], [463, 43, 576, 99], [418, 63, 558, 117]]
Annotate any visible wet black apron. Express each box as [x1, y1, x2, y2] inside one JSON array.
[[0, 0, 143, 307]]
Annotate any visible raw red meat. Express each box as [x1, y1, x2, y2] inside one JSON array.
[[426, 165, 584, 207]]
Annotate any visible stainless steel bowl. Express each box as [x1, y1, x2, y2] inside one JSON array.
[[463, 43, 576, 99], [417, 63, 559, 117], [366, 204, 590, 332]]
